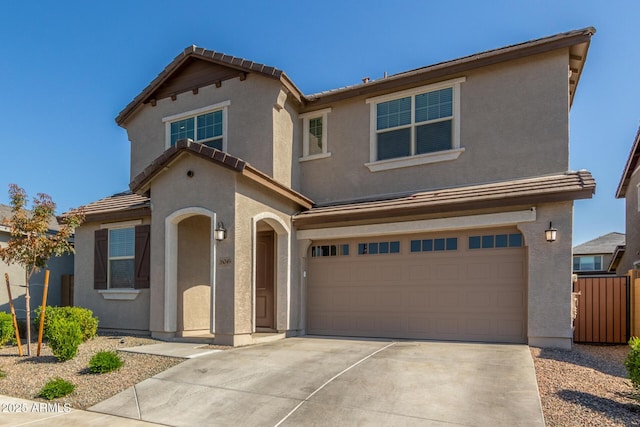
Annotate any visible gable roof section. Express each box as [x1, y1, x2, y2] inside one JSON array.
[[130, 139, 313, 209], [573, 232, 626, 255], [80, 191, 151, 222], [1, 203, 62, 232], [615, 126, 640, 198], [117, 27, 595, 125], [293, 171, 595, 226], [116, 46, 304, 125]]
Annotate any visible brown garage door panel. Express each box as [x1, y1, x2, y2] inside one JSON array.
[[307, 234, 526, 343]]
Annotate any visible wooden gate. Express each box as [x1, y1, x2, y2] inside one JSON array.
[[573, 276, 630, 344]]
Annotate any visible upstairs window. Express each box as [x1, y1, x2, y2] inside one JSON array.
[[163, 101, 230, 151], [573, 255, 603, 272], [300, 108, 331, 161], [366, 78, 465, 171]]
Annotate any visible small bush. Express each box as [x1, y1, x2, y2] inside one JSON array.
[[37, 377, 75, 400], [0, 312, 15, 346], [0, 369, 6, 379], [625, 336, 640, 393], [47, 318, 83, 362], [34, 306, 98, 342], [89, 350, 124, 373]]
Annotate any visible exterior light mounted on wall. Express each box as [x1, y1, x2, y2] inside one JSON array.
[[215, 222, 227, 241], [545, 222, 557, 242]]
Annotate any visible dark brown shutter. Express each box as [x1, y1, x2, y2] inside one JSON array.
[[94, 229, 108, 289], [134, 224, 151, 289]]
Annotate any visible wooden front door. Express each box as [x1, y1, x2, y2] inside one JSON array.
[[256, 231, 275, 329]]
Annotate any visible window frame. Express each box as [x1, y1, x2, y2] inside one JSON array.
[[299, 108, 332, 162], [106, 224, 136, 289], [365, 77, 465, 172], [163, 101, 230, 150], [573, 255, 604, 272]]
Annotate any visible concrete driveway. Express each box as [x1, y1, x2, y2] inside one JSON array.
[[90, 337, 544, 426]]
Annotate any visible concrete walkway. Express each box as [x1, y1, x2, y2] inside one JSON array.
[[89, 337, 545, 426]]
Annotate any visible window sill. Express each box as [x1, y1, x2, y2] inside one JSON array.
[[98, 289, 142, 300], [299, 152, 332, 162], [365, 148, 465, 172]]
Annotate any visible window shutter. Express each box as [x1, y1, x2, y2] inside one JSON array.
[[134, 224, 151, 289], [94, 229, 108, 289]]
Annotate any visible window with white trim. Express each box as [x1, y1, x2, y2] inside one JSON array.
[[299, 108, 331, 161], [365, 78, 465, 171], [163, 101, 230, 150], [108, 227, 135, 288]]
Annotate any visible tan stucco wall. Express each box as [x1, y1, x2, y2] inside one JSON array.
[[519, 201, 574, 349], [299, 50, 570, 203], [125, 74, 293, 186], [233, 176, 301, 339], [73, 220, 151, 331], [147, 155, 237, 338], [619, 168, 640, 273]]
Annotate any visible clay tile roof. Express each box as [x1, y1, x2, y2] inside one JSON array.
[[116, 46, 300, 126], [0, 203, 62, 232], [80, 191, 150, 221], [294, 171, 596, 226], [129, 139, 313, 209]]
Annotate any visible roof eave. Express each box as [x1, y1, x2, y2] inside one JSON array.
[[302, 27, 595, 110], [615, 127, 640, 198]]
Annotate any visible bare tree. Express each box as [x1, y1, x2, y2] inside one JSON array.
[[0, 184, 84, 356]]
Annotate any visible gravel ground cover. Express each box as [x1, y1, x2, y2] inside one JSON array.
[[0, 333, 186, 409], [531, 344, 640, 426]]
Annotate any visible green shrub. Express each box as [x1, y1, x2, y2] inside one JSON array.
[[625, 336, 640, 393], [34, 306, 98, 342], [0, 369, 6, 379], [37, 377, 75, 400], [0, 312, 15, 346], [47, 318, 82, 362], [89, 350, 124, 373]]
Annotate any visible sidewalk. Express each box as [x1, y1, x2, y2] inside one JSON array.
[[0, 394, 160, 426]]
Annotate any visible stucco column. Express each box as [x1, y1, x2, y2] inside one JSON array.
[[297, 239, 312, 335], [519, 202, 574, 349]]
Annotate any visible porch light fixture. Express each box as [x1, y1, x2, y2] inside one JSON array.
[[545, 222, 557, 242], [215, 222, 227, 241]]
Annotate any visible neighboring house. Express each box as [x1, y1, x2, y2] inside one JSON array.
[[0, 204, 75, 317], [572, 232, 625, 275], [74, 27, 596, 349], [616, 126, 640, 274]]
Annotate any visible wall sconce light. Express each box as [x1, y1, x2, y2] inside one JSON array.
[[214, 222, 227, 241], [545, 222, 557, 242]]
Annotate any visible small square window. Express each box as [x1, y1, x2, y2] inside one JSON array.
[[509, 234, 523, 247], [495, 234, 508, 248], [469, 236, 481, 249], [379, 242, 389, 254], [446, 238, 457, 251], [434, 238, 445, 251], [411, 240, 421, 252], [390, 241, 400, 253], [342, 244, 349, 255], [369, 242, 379, 254], [422, 239, 433, 251], [481, 235, 494, 249]]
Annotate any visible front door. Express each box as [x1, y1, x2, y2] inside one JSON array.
[[256, 231, 275, 329]]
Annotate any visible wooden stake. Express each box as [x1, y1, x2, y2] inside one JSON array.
[[4, 273, 23, 357], [36, 270, 50, 356]]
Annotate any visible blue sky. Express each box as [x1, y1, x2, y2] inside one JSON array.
[[0, 1, 637, 245]]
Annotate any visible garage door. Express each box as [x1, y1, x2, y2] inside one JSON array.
[[306, 228, 527, 343]]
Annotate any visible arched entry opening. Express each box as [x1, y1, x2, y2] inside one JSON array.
[[253, 213, 290, 333], [165, 208, 216, 336]]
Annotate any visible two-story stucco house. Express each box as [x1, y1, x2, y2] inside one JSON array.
[[74, 27, 596, 349]]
